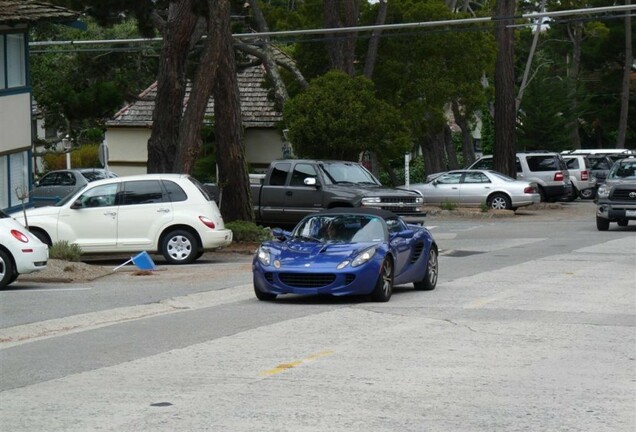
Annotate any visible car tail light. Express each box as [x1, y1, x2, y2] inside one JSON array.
[[11, 229, 29, 243], [581, 170, 589, 181], [554, 172, 564, 181], [524, 186, 537, 194], [199, 216, 216, 229]]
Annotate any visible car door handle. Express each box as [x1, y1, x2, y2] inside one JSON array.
[[103, 211, 116, 217], [157, 208, 170, 213]]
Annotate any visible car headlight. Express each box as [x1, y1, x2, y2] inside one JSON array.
[[361, 197, 381, 205], [415, 196, 424, 204], [351, 246, 378, 267], [597, 184, 610, 198], [256, 247, 271, 266]]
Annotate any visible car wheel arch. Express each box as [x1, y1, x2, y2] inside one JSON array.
[[29, 227, 52, 246], [487, 192, 512, 210], [158, 225, 202, 252]]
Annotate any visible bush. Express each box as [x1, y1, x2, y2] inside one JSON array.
[[440, 201, 458, 211], [226, 221, 272, 243], [42, 143, 101, 172], [49, 240, 83, 261]]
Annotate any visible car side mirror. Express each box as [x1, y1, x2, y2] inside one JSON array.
[[304, 177, 318, 187], [70, 199, 82, 209], [271, 228, 288, 241]]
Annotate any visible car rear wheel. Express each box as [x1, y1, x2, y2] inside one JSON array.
[[0, 249, 16, 290], [414, 247, 438, 291], [596, 216, 610, 231], [254, 286, 277, 301], [370, 259, 393, 302], [488, 193, 512, 210], [579, 188, 595, 200], [161, 230, 198, 264]]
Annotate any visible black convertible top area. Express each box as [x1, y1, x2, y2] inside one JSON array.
[[316, 207, 399, 220]]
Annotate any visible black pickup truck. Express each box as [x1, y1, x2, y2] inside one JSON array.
[[208, 159, 425, 226]]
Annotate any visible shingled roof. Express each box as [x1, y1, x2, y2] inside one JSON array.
[[0, 0, 78, 25], [107, 64, 283, 129]]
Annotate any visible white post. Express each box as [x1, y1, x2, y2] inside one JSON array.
[[404, 152, 411, 189], [62, 135, 72, 169]]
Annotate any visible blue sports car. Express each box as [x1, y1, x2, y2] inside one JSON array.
[[252, 208, 438, 302]]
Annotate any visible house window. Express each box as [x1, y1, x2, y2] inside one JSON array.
[[0, 32, 27, 90]]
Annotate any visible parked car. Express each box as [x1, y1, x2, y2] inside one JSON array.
[[401, 169, 540, 211], [467, 152, 572, 202], [32, 168, 118, 207], [0, 210, 49, 289], [11, 174, 232, 264], [595, 157, 636, 231], [586, 154, 615, 186], [253, 208, 438, 302], [563, 155, 597, 200]]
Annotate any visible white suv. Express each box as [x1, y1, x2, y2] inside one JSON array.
[[563, 155, 597, 200], [11, 174, 233, 264], [468, 152, 572, 202]]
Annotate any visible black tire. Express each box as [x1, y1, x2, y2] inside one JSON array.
[[617, 220, 628, 227], [563, 186, 578, 202], [487, 193, 512, 210], [537, 187, 546, 202], [0, 249, 16, 290], [30, 228, 51, 246], [370, 258, 393, 302], [254, 286, 277, 301], [596, 216, 610, 231], [161, 230, 198, 264], [579, 188, 595, 200], [414, 247, 438, 291]]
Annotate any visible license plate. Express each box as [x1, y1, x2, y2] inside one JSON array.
[[626, 210, 636, 217]]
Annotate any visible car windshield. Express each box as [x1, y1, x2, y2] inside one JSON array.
[[318, 162, 381, 185], [293, 214, 387, 243], [488, 171, 516, 182], [608, 160, 636, 180]]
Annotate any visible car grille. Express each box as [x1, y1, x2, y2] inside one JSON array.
[[611, 187, 636, 200], [264, 273, 274, 283], [372, 197, 422, 215], [279, 273, 336, 288]]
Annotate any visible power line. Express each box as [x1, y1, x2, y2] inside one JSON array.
[[30, 4, 636, 48]]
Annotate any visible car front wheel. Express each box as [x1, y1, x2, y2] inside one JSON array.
[[579, 188, 596, 200], [0, 249, 16, 289], [596, 216, 610, 231], [161, 230, 199, 264], [370, 259, 393, 302]]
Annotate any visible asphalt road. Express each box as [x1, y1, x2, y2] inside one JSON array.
[[1, 201, 634, 431]]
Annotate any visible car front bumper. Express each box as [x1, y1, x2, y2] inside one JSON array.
[[596, 202, 636, 221]]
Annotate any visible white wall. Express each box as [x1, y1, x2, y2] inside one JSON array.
[[0, 93, 31, 153]]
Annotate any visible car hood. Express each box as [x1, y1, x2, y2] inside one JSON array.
[[330, 184, 420, 197], [10, 206, 62, 219], [263, 240, 379, 269]]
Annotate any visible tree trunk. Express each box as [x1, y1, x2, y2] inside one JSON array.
[[214, 3, 253, 222], [324, 0, 359, 75], [493, 0, 517, 178], [616, 0, 632, 149], [566, 22, 583, 149], [443, 125, 459, 170], [175, 0, 225, 174], [147, 0, 199, 173], [246, 0, 289, 108], [363, 0, 387, 79], [452, 99, 476, 166]]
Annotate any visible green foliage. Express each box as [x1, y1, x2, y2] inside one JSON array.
[[49, 240, 83, 261], [379, 157, 427, 185], [479, 202, 490, 213], [226, 221, 272, 243], [284, 71, 410, 162], [192, 121, 217, 183], [41, 144, 101, 172], [440, 201, 458, 211]]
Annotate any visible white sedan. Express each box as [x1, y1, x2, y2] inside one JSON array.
[[0, 210, 49, 289], [402, 169, 540, 210]]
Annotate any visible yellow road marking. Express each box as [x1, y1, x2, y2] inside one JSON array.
[[260, 350, 334, 377]]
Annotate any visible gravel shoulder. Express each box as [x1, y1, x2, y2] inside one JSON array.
[[19, 201, 596, 284]]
